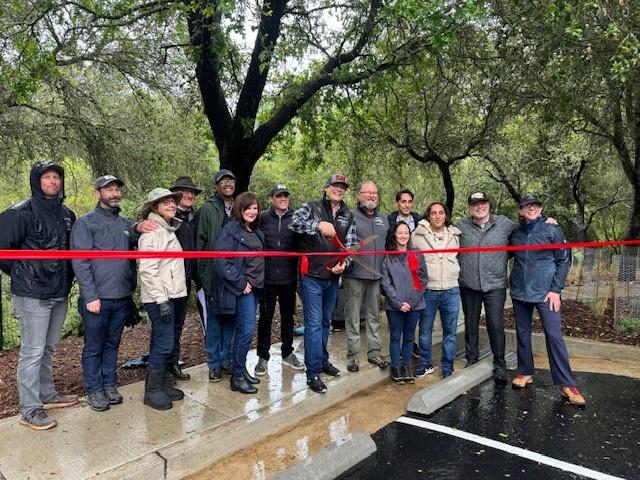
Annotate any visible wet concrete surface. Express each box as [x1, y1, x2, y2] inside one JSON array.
[[339, 369, 640, 479]]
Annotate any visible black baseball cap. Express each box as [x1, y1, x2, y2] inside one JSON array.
[[270, 184, 290, 196], [519, 194, 543, 207], [214, 169, 235, 183], [95, 175, 124, 190], [468, 191, 490, 205]]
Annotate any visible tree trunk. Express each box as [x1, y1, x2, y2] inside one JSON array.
[[626, 181, 640, 240], [436, 161, 455, 214], [219, 146, 257, 195]]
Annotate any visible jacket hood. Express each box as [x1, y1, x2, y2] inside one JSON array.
[[30, 161, 65, 203]]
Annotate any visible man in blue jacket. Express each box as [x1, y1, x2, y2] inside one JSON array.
[[71, 175, 145, 412], [0, 162, 78, 430]]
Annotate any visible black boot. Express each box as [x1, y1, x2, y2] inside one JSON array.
[[244, 369, 260, 385], [391, 366, 404, 384], [167, 364, 191, 381], [162, 371, 184, 401], [401, 365, 415, 384], [230, 374, 258, 394], [144, 368, 172, 410]]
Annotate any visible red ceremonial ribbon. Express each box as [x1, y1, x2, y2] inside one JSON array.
[[0, 239, 638, 261], [407, 252, 422, 291]]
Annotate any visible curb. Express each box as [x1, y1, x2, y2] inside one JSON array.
[[407, 352, 517, 416], [272, 429, 376, 480]]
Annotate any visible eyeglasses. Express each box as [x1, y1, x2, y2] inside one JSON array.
[[522, 204, 542, 210], [160, 198, 177, 206], [360, 191, 379, 197], [219, 178, 235, 185]]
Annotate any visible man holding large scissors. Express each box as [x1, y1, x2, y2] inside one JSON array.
[[289, 174, 357, 394]]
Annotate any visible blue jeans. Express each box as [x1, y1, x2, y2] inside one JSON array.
[[12, 295, 68, 416], [80, 297, 130, 393], [300, 276, 340, 378], [232, 292, 258, 376], [205, 296, 235, 368], [418, 288, 460, 375], [513, 298, 577, 386], [144, 300, 181, 369], [168, 296, 188, 366], [386, 309, 420, 368]]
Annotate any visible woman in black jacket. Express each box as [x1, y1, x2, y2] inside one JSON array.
[[380, 221, 428, 384], [213, 192, 265, 394]]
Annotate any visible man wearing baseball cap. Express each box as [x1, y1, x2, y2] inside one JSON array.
[[71, 175, 149, 411], [196, 169, 236, 382], [455, 191, 516, 384], [289, 173, 357, 393], [254, 184, 304, 376]]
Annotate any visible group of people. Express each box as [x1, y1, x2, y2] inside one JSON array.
[[0, 162, 586, 431]]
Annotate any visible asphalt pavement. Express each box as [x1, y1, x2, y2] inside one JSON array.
[[339, 370, 640, 480]]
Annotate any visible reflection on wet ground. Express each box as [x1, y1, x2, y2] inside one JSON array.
[[340, 367, 640, 479]]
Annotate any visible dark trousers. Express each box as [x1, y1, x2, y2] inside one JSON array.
[[460, 287, 507, 369], [168, 296, 189, 366], [386, 309, 420, 368], [80, 297, 130, 393], [144, 299, 184, 369], [233, 292, 258, 376], [257, 281, 297, 361], [512, 298, 577, 386]]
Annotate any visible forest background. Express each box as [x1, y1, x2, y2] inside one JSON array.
[[1, 0, 639, 348]]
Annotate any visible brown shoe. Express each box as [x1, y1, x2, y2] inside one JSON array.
[[511, 374, 533, 388], [561, 386, 586, 406], [43, 393, 79, 410], [368, 356, 389, 369], [347, 357, 360, 372]]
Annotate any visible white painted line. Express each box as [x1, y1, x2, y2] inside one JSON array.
[[397, 417, 625, 480]]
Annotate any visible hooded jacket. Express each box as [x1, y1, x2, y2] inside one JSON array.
[[138, 212, 187, 304], [380, 252, 428, 311], [411, 219, 461, 290], [0, 162, 76, 299]]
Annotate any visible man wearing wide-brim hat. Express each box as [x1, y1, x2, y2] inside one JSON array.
[[165, 176, 203, 381]]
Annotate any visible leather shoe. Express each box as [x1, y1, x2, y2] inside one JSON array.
[[209, 366, 222, 383], [230, 375, 258, 394], [167, 364, 191, 381], [493, 368, 508, 385], [561, 386, 586, 406], [244, 370, 260, 385], [512, 374, 533, 388]]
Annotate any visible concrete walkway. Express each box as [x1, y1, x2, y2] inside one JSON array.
[[0, 320, 461, 480]]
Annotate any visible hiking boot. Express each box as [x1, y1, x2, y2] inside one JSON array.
[[230, 374, 258, 394], [322, 362, 341, 377], [493, 368, 508, 385], [144, 368, 172, 411], [512, 374, 534, 389], [368, 356, 389, 369], [307, 375, 327, 393], [209, 366, 223, 382], [465, 359, 479, 368], [391, 366, 404, 384], [255, 358, 268, 376], [162, 371, 184, 401], [347, 357, 360, 372], [441, 370, 452, 379], [401, 365, 414, 384], [283, 353, 305, 371], [561, 386, 586, 406], [414, 364, 435, 378], [104, 385, 123, 405], [19, 408, 57, 430], [167, 364, 191, 381], [87, 391, 110, 412], [42, 393, 79, 410]]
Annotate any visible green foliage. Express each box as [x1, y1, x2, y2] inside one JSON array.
[[617, 315, 640, 335]]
